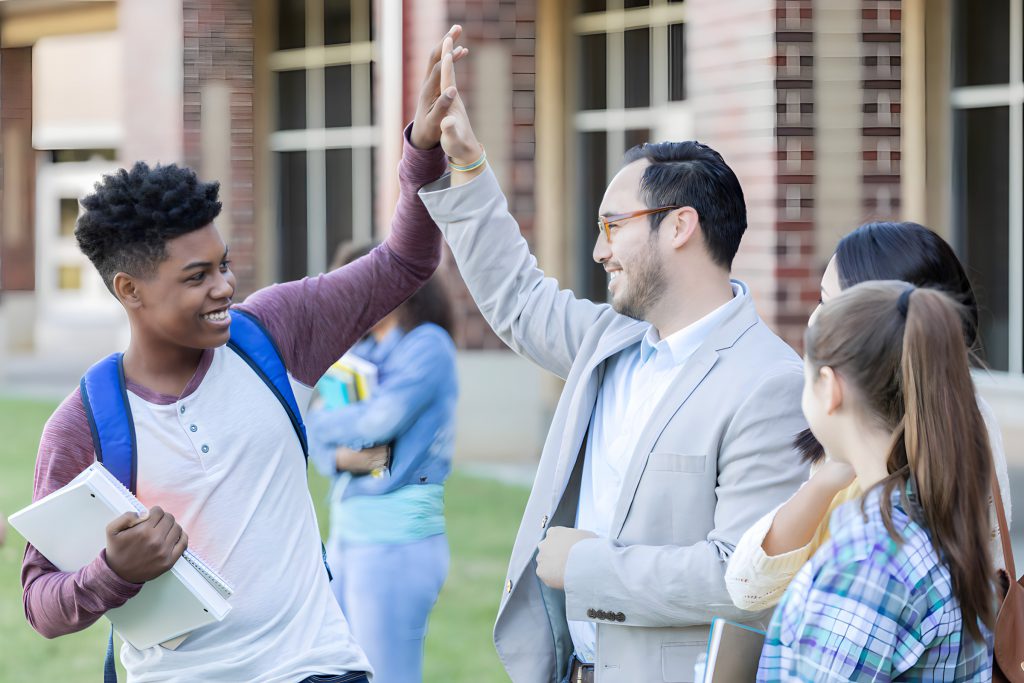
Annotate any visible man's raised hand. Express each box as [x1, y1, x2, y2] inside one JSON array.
[[436, 35, 483, 167]]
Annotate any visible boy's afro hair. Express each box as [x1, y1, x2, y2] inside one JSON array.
[[75, 161, 222, 293]]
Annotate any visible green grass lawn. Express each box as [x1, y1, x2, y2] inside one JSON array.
[[0, 397, 527, 682]]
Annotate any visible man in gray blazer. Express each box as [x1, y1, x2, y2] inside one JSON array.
[[411, 32, 808, 683]]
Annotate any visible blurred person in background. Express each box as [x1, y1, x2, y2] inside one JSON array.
[[726, 221, 1012, 612], [308, 242, 458, 683]]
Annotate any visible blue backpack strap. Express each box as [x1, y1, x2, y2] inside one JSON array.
[[80, 352, 136, 493], [104, 627, 118, 683], [227, 309, 308, 459], [80, 353, 134, 683]]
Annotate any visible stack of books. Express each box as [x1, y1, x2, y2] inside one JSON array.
[[315, 352, 388, 477], [316, 353, 378, 409]]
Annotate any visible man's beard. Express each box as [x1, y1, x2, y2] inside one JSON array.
[[611, 237, 666, 321]]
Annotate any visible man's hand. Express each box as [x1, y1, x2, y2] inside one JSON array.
[[536, 526, 598, 590], [435, 36, 484, 170], [104, 506, 188, 584], [410, 25, 469, 150], [335, 444, 390, 474]]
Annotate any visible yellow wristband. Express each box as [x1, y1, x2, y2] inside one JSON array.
[[449, 146, 487, 172]]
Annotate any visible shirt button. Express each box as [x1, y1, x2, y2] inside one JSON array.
[[541, 515, 548, 528], [189, 424, 198, 432], [201, 444, 210, 454], [179, 405, 186, 414], [505, 579, 513, 594]]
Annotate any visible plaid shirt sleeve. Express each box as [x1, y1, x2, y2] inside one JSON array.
[[762, 556, 915, 682]]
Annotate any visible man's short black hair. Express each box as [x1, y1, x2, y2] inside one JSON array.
[[622, 141, 746, 269], [75, 161, 222, 293]]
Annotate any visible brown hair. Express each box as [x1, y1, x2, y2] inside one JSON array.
[[330, 241, 455, 336], [804, 281, 994, 641]]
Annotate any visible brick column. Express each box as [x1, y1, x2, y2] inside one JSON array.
[[774, 0, 819, 348], [861, 0, 901, 218], [0, 47, 35, 292], [182, 1, 258, 296], [688, 0, 816, 349], [417, 0, 537, 350]]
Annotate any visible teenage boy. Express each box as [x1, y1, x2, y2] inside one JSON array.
[[414, 36, 808, 682], [20, 29, 467, 683]]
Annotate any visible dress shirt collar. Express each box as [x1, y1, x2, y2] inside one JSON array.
[[639, 280, 747, 368]]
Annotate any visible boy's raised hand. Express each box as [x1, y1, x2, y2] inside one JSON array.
[[410, 25, 469, 150], [104, 506, 188, 584]]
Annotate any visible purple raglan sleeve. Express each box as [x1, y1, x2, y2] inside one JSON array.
[[237, 125, 448, 386], [20, 389, 143, 638]]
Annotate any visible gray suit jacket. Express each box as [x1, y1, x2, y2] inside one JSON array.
[[419, 169, 809, 683]]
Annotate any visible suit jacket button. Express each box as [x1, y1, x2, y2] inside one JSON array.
[[616, 612, 626, 622], [587, 608, 597, 618], [596, 610, 607, 620], [541, 515, 548, 528], [505, 579, 513, 594]]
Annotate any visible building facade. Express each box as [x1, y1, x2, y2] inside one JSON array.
[[1, 0, 1021, 452]]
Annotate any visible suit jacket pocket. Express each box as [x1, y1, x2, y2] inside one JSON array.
[[647, 452, 706, 474], [662, 640, 706, 682]]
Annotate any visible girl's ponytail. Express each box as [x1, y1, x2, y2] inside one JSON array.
[[898, 287, 994, 640]]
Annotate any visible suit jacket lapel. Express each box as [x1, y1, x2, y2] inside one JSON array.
[[607, 346, 719, 538], [608, 297, 761, 539], [549, 321, 647, 511]]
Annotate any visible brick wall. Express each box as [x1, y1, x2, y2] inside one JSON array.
[[0, 47, 36, 292], [427, 0, 538, 350], [182, 1, 258, 296], [687, 0, 790, 339], [774, 0, 819, 349], [861, 0, 901, 218]]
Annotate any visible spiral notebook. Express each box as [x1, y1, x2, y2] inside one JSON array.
[[9, 463, 233, 650]]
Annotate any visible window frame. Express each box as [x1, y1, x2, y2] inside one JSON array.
[[268, 0, 377, 277], [949, 0, 1024, 375], [570, 0, 689, 301]]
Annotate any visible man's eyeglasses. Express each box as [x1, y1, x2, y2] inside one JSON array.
[[597, 206, 683, 243]]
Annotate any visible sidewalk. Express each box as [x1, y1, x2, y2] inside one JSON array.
[[0, 352, 90, 401]]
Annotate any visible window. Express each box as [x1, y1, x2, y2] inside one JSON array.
[[951, 0, 1023, 374], [270, 0, 376, 280], [572, 0, 688, 300]]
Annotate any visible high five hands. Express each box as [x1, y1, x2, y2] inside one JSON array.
[[411, 25, 484, 172]]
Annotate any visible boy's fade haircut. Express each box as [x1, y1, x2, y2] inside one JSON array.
[[75, 161, 222, 294]]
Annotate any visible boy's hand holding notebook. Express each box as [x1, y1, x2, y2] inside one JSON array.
[[8, 463, 233, 651], [105, 505, 188, 584]]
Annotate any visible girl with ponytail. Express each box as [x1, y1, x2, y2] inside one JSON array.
[[757, 281, 995, 680], [726, 222, 1011, 612]]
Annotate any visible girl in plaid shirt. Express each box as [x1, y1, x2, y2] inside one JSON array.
[[758, 282, 995, 682]]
